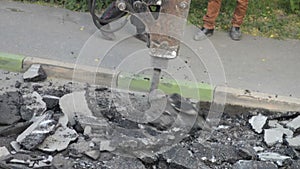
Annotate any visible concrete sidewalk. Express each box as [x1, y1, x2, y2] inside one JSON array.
[[1, 0, 300, 98]]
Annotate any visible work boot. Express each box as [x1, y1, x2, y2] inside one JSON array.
[[229, 27, 242, 41], [134, 33, 148, 42], [194, 27, 214, 41], [131, 16, 147, 42]]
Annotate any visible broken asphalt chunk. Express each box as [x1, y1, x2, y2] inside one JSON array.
[[7, 159, 32, 167], [138, 153, 158, 164], [112, 90, 168, 124], [264, 127, 293, 147], [42, 95, 60, 109], [38, 126, 78, 152], [23, 64, 47, 82], [249, 113, 267, 133], [16, 110, 57, 150], [290, 160, 300, 169], [69, 137, 91, 153], [73, 115, 109, 135], [52, 154, 74, 169], [68, 137, 101, 159], [268, 120, 282, 128], [98, 152, 114, 162], [7, 155, 53, 169], [59, 91, 93, 125], [162, 145, 210, 169], [0, 92, 22, 125], [190, 142, 245, 164], [32, 155, 53, 168], [286, 135, 300, 150], [0, 122, 32, 136], [253, 146, 264, 152], [100, 140, 116, 152], [0, 147, 10, 158], [84, 150, 100, 160], [10, 141, 31, 154], [258, 152, 291, 166], [104, 156, 146, 169], [286, 115, 300, 131], [149, 111, 175, 130], [14, 81, 21, 88], [232, 160, 278, 169], [20, 91, 47, 121], [83, 126, 92, 137]]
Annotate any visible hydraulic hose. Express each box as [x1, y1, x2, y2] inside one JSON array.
[[88, 0, 130, 33]]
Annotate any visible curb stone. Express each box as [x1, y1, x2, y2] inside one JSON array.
[[0, 52, 25, 72], [215, 86, 300, 112], [117, 72, 213, 101], [1, 53, 300, 112]]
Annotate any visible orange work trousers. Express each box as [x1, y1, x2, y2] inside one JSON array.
[[203, 0, 248, 29]]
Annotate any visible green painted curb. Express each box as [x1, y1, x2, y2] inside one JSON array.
[[117, 73, 214, 102], [0, 52, 25, 72]]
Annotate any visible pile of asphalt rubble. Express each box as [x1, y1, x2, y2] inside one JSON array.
[[0, 65, 300, 169]]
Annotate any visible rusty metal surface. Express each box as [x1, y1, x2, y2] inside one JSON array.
[[148, 0, 191, 58]]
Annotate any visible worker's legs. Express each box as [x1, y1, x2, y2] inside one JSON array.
[[231, 0, 249, 27], [194, 0, 222, 40], [130, 15, 145, 34], [130, 15, 148, 42], [129, 4, 161, 42], [229, 0, 248, 40], [203, 0, 222, 29]]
